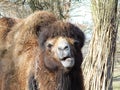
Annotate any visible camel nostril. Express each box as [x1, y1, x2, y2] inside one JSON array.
[[64, 46, 69, 50], [58, 45, 69, 51], [57, 44, 71, 60], [57, 39, 71, 60], [58, 47, 62, 51]]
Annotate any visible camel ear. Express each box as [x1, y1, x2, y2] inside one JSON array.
[[35, 25, 42, 37], [44, 56, 59, 72], [78, 30, 85, 48], [70, 24, 85, 49]]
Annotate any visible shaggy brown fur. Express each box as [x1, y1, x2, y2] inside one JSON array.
[[0, 17, 20, 90], [0, 11, 57, 90], [33, 21, 85, 90], [0, 11, 85, 90]]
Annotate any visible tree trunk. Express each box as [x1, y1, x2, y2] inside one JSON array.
[[82, 0, 118, 90]]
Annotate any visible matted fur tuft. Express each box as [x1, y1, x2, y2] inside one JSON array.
[[39, 21, 85, 49]]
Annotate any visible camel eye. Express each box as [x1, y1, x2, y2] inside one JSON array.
[[46, 43, 53, 49]]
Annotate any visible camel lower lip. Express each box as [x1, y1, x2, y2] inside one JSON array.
[[60, 58, 75, 68], [65, 58, 72, 61]]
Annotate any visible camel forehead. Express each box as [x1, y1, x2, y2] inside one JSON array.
[[56, 37, 69, 45], [46, 36, 74, 45]]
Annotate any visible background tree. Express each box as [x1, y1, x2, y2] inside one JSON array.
[[0, 0, 32, 18], [0, 0, 71, 20], [82, 0, 118, 90], [24, 0, 71, 20]]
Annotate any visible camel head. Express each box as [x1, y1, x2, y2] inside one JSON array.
[[38, 21, 85, 72]]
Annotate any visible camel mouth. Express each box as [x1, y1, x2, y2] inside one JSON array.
[[60, 57, 75, 69], [60, 56, 71, 61]]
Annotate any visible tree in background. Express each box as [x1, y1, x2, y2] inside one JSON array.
[[0, 0, 72, 20], [24, 0, 71, 20], [0, 0, 32, 18], [82, 0, 118, 90]]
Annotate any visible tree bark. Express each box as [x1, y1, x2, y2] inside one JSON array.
[[82, 0, 118, 90]]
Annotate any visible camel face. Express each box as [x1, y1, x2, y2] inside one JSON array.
[[45, 36, 79, 69], [38, 21, 85, 73]]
